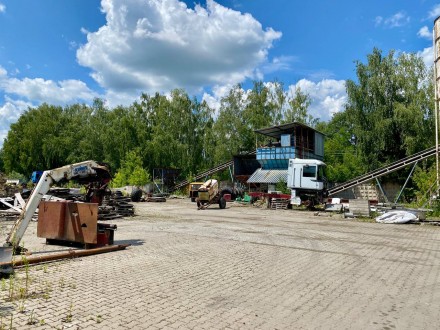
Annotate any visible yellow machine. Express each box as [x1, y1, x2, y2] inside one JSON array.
[[196, 179, 226, 209], [189, 181, 204, 202]]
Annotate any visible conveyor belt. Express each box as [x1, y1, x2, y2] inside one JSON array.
[[328, 146, 437, 196], [171, 159, 234, 191], [171, 151, 256, 192]]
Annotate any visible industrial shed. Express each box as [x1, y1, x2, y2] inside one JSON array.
[[248, 122, 325, 188]]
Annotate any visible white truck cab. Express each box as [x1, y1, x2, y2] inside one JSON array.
[[287, 159, 326, 205]]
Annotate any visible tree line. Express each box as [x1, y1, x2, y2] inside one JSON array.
[[0, 82, 312, 183], [0, 48, 436, 200]]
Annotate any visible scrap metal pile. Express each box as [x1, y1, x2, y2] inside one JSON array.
[[0, 186, 135, 220], [99, 191, 135, 220], [0, 172, 22, 198], [44, 188, 135, 220], [0, 173, 26, 219]]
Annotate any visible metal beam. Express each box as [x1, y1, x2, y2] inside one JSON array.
[[328, 147, 436, 196]]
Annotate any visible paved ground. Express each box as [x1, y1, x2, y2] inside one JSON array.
[[1, 199, 440, 329]]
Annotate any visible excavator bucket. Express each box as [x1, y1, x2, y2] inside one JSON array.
[[0, 246, 13, 275]]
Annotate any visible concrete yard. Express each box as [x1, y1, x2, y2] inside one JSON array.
[[1, 199, 440, 329]]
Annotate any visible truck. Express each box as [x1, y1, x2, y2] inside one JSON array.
[[287, 159, 327, 206]]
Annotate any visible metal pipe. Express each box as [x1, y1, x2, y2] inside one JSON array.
[[376, 178, 389, 204], [434, 20, 440, 196], [0, 244, 130, 268]]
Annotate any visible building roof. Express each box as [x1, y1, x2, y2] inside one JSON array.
[[247, 168, 288, 184], [254, 122, 323, 139]]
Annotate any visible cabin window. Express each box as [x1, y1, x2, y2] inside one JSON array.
[[303, 165, 316, 178], [317, 166, 325, 181]]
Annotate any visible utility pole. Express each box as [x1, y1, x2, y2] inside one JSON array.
[[434, 17, 440, 196]]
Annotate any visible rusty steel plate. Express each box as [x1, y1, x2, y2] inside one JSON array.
[[37, 201, 98, 244]]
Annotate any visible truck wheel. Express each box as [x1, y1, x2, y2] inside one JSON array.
[[191, 197, 196, 203], [196, 199, 202, 209], [130, 188, 142, 202], [219, 197, 226, 209]]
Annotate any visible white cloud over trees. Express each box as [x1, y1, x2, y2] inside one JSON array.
[[292, 79, 347, 120], [0, 66, 98, 147], [76, 0, 282, 103]]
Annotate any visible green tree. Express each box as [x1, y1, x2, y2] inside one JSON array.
[[5, 170, 28, 183], [317, 112, 364, 183], [242, 81, 281, 148], [346, 48, 434, 171], [212, 84, 248, 164], [411, 162, 440, 208], [2, 104, 66, 175], [112, 149, 150, 187], [196, 100, 216, 169], [73, 99, 110, 165], [285, 86, 317, 127], [0, 148, 4, 172]]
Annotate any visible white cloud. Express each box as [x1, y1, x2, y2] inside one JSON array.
[[374, 16, 383, 27], [77, 0, 281, 100], [291, 79, 347, 121], [201, 79, 346, 123], [0, 66, 100, 148], [69, 41, 78, 50], [202, 84, 234, 115], [0, 3, 5, 13], [1, 77, 98, 105], [375, 11, 410, 28], [418, 46, 433, 69], [429, 4, 440, 20], [0, 97, 33, 147], [261, 56, 297, 74], [418, 26, 431, 40]]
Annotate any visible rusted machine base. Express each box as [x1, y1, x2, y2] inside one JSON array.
[[45, 223, 116, 248]]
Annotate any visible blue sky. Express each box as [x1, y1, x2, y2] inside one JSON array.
[[0, 0, 438, 147]]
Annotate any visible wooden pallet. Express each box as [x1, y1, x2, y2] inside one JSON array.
[[270, 198, 289, 210]]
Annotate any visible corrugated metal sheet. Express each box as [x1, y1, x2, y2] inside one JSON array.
[[247, 169, 288, 184], [315, 131, 324, 157]]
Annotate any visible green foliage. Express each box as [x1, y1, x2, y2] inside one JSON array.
[[5, 171, 28, 183], [275, 179, 290, 194], [316, 112, 364, 183], [346, 48, 434, 172], [0, 149, 4, 172], [412, 164, 436, 206], [111, 150, 150, 187], [1, 80, 318, 181], [284, 86, 317, 127], [3, 104, 65, 175], [212, 80, 289, 164]]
